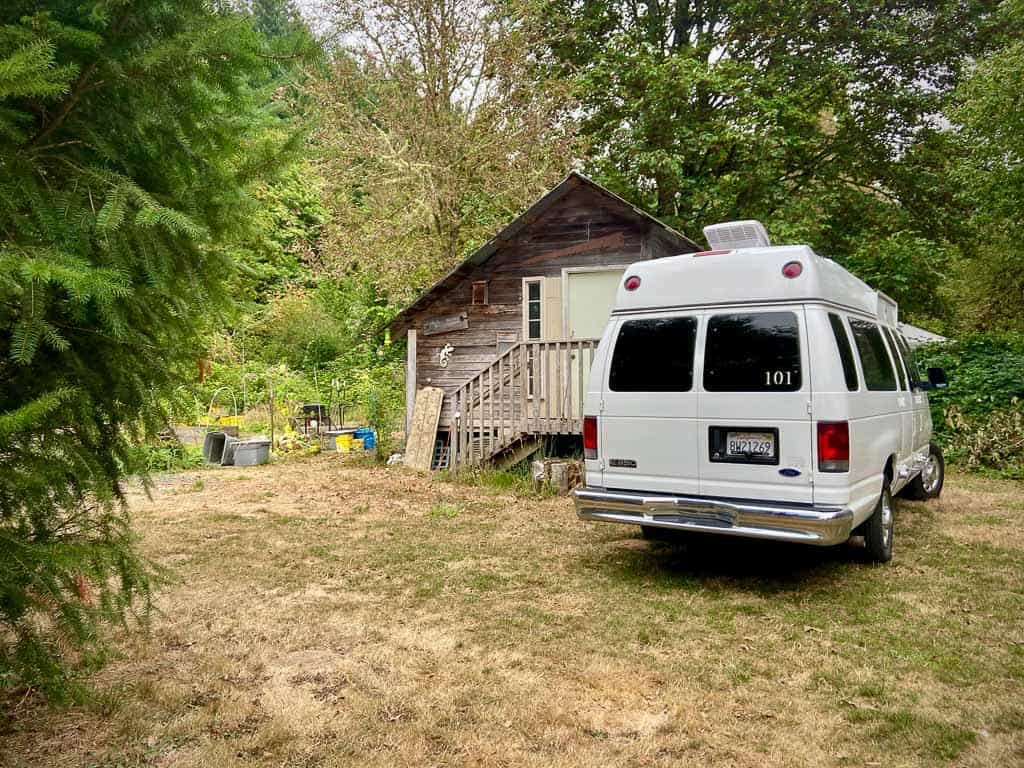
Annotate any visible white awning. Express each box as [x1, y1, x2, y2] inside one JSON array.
[[899, 322, 948, 347]]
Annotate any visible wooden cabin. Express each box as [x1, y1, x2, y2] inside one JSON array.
[[388, 172, 698, 468]]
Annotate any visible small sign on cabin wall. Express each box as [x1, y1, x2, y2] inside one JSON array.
[[422, 312, 469, 337]]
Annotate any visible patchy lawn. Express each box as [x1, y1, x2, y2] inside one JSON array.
[[2, 457, 1023, 767]]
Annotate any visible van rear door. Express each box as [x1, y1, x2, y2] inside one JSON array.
[[599, 314, 701, 495], [697, 307, 815, 504]]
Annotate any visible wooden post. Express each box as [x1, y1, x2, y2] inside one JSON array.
[[520, 344, 529, 433], [405, 329, 417, 440], [268, 382, 275, 451]]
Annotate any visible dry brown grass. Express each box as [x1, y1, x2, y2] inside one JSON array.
[[2, 458, 1023, 767]]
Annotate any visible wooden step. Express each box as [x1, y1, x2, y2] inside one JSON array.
[[490, 435, 543, 470]]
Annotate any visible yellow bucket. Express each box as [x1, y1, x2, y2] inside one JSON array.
[[337, 433, 353, 452], [351, 438, 364, 452]]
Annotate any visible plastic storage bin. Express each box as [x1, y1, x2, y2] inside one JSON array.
[[234, 440, 271, 466]]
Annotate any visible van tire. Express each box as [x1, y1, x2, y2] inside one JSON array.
[[864, 486, 895, 563], [901, 443, 945, 501]]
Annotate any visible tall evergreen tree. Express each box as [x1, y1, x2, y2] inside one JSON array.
[[0, 0, 298, 699]]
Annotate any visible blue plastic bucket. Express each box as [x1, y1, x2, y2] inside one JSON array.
[[354, 428, 376, 450]]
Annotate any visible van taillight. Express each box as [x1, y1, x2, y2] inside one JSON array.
[[817, 421, 849, 472], [583, 415, 598, 460]]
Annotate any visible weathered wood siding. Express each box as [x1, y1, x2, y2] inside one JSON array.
[[407, 186, 659, 426]]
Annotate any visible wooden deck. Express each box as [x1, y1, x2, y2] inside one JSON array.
[[449, 338, 599, 466]]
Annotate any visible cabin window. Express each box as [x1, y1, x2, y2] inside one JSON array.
[[525, 280, 542, 340], [849, 319, 897, 391], [704, 312, 802, 392], [609, 317, 697, 392], [472, 280, 488, 305], [828, 313, 859, 391], [523, 280, 544, 398]]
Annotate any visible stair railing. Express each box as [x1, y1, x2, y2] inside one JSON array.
[[450, 338, 599, 467]]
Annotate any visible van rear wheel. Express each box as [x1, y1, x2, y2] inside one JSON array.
[[863, 486, 895, 563], [901, 443, 944, 501]]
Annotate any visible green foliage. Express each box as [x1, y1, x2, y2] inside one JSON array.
[[126, 443, 206, 475], [528, 0, 999, 331], [917, 334, 1024, 473], [919, 334, 1024, 429], [227, 163, 328, 303], [944, 403, 1024, 478], [0, 0, 295, 699], [947, 0, 1024, 333], [837, 233, 953, 326], [249, 292, 349, 370]]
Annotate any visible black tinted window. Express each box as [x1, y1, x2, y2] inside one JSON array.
[[609, 317, 697, 392], [704, 312, 801, 392], [882, 327, 908, 390], [829, 313, 859, 391], [849, 319, 897, 391], [895, 333, 921, 388]]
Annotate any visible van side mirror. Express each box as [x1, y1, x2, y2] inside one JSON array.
[[923, 367, 947, 390]]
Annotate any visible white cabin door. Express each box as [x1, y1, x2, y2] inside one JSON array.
[[566, 269, 624, 420]]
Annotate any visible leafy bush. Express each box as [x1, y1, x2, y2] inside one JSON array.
[[917, 333, 1024, 446], [125, 443, 206, 475], [944, 403, 1024, 477], [912, 332, 1024, 475], [249, 292, 349, 371]]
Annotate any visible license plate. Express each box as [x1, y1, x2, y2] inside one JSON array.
[[726, 432, 775, 457]]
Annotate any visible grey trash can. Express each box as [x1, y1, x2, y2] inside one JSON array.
[[234, 440, 271, 466], [202, 431, 227, 464], [220, 435, 239, 466]]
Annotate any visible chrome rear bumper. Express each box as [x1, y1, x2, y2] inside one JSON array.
[[574, 487, 854, 546]]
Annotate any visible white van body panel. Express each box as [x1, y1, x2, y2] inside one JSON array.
[[599, 311, 702, 496], [577, 242, 939, 548]]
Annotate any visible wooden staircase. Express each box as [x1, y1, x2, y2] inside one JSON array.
[[449, 338, 599, 468]]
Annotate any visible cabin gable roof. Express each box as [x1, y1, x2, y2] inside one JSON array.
[[388, 172, 698, 335]]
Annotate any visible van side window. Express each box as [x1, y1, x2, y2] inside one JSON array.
[[882, 326, 909, 390], [704, 312, 801, 392], [849, 319, 897, 391], [609, 317, 697, 392], [895, 333, 921, 388], [828, 313, 859, 391]]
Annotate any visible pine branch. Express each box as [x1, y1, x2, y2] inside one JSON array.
[[26, 12, 131, 149]]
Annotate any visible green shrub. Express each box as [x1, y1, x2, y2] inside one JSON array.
[[944, 402, 1024, 478], [250, 292, 349, 371], [917, 333, 1024, 446], [125, 443, 206, 475]]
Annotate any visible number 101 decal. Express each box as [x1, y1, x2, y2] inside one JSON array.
[[764, 370, 794, 386]]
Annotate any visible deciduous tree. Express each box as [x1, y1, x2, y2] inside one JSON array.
[[315, 0, 577, 303]]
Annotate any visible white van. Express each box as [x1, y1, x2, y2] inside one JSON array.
[[573, 221, 948, 562]]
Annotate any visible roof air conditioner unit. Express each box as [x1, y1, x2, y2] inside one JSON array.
[[703, 220, 771, 250]]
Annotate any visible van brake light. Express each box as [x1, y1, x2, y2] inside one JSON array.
[[583, 415, 598, 460], [693, 249, 733, 257], [817, 421, 849, 472]]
